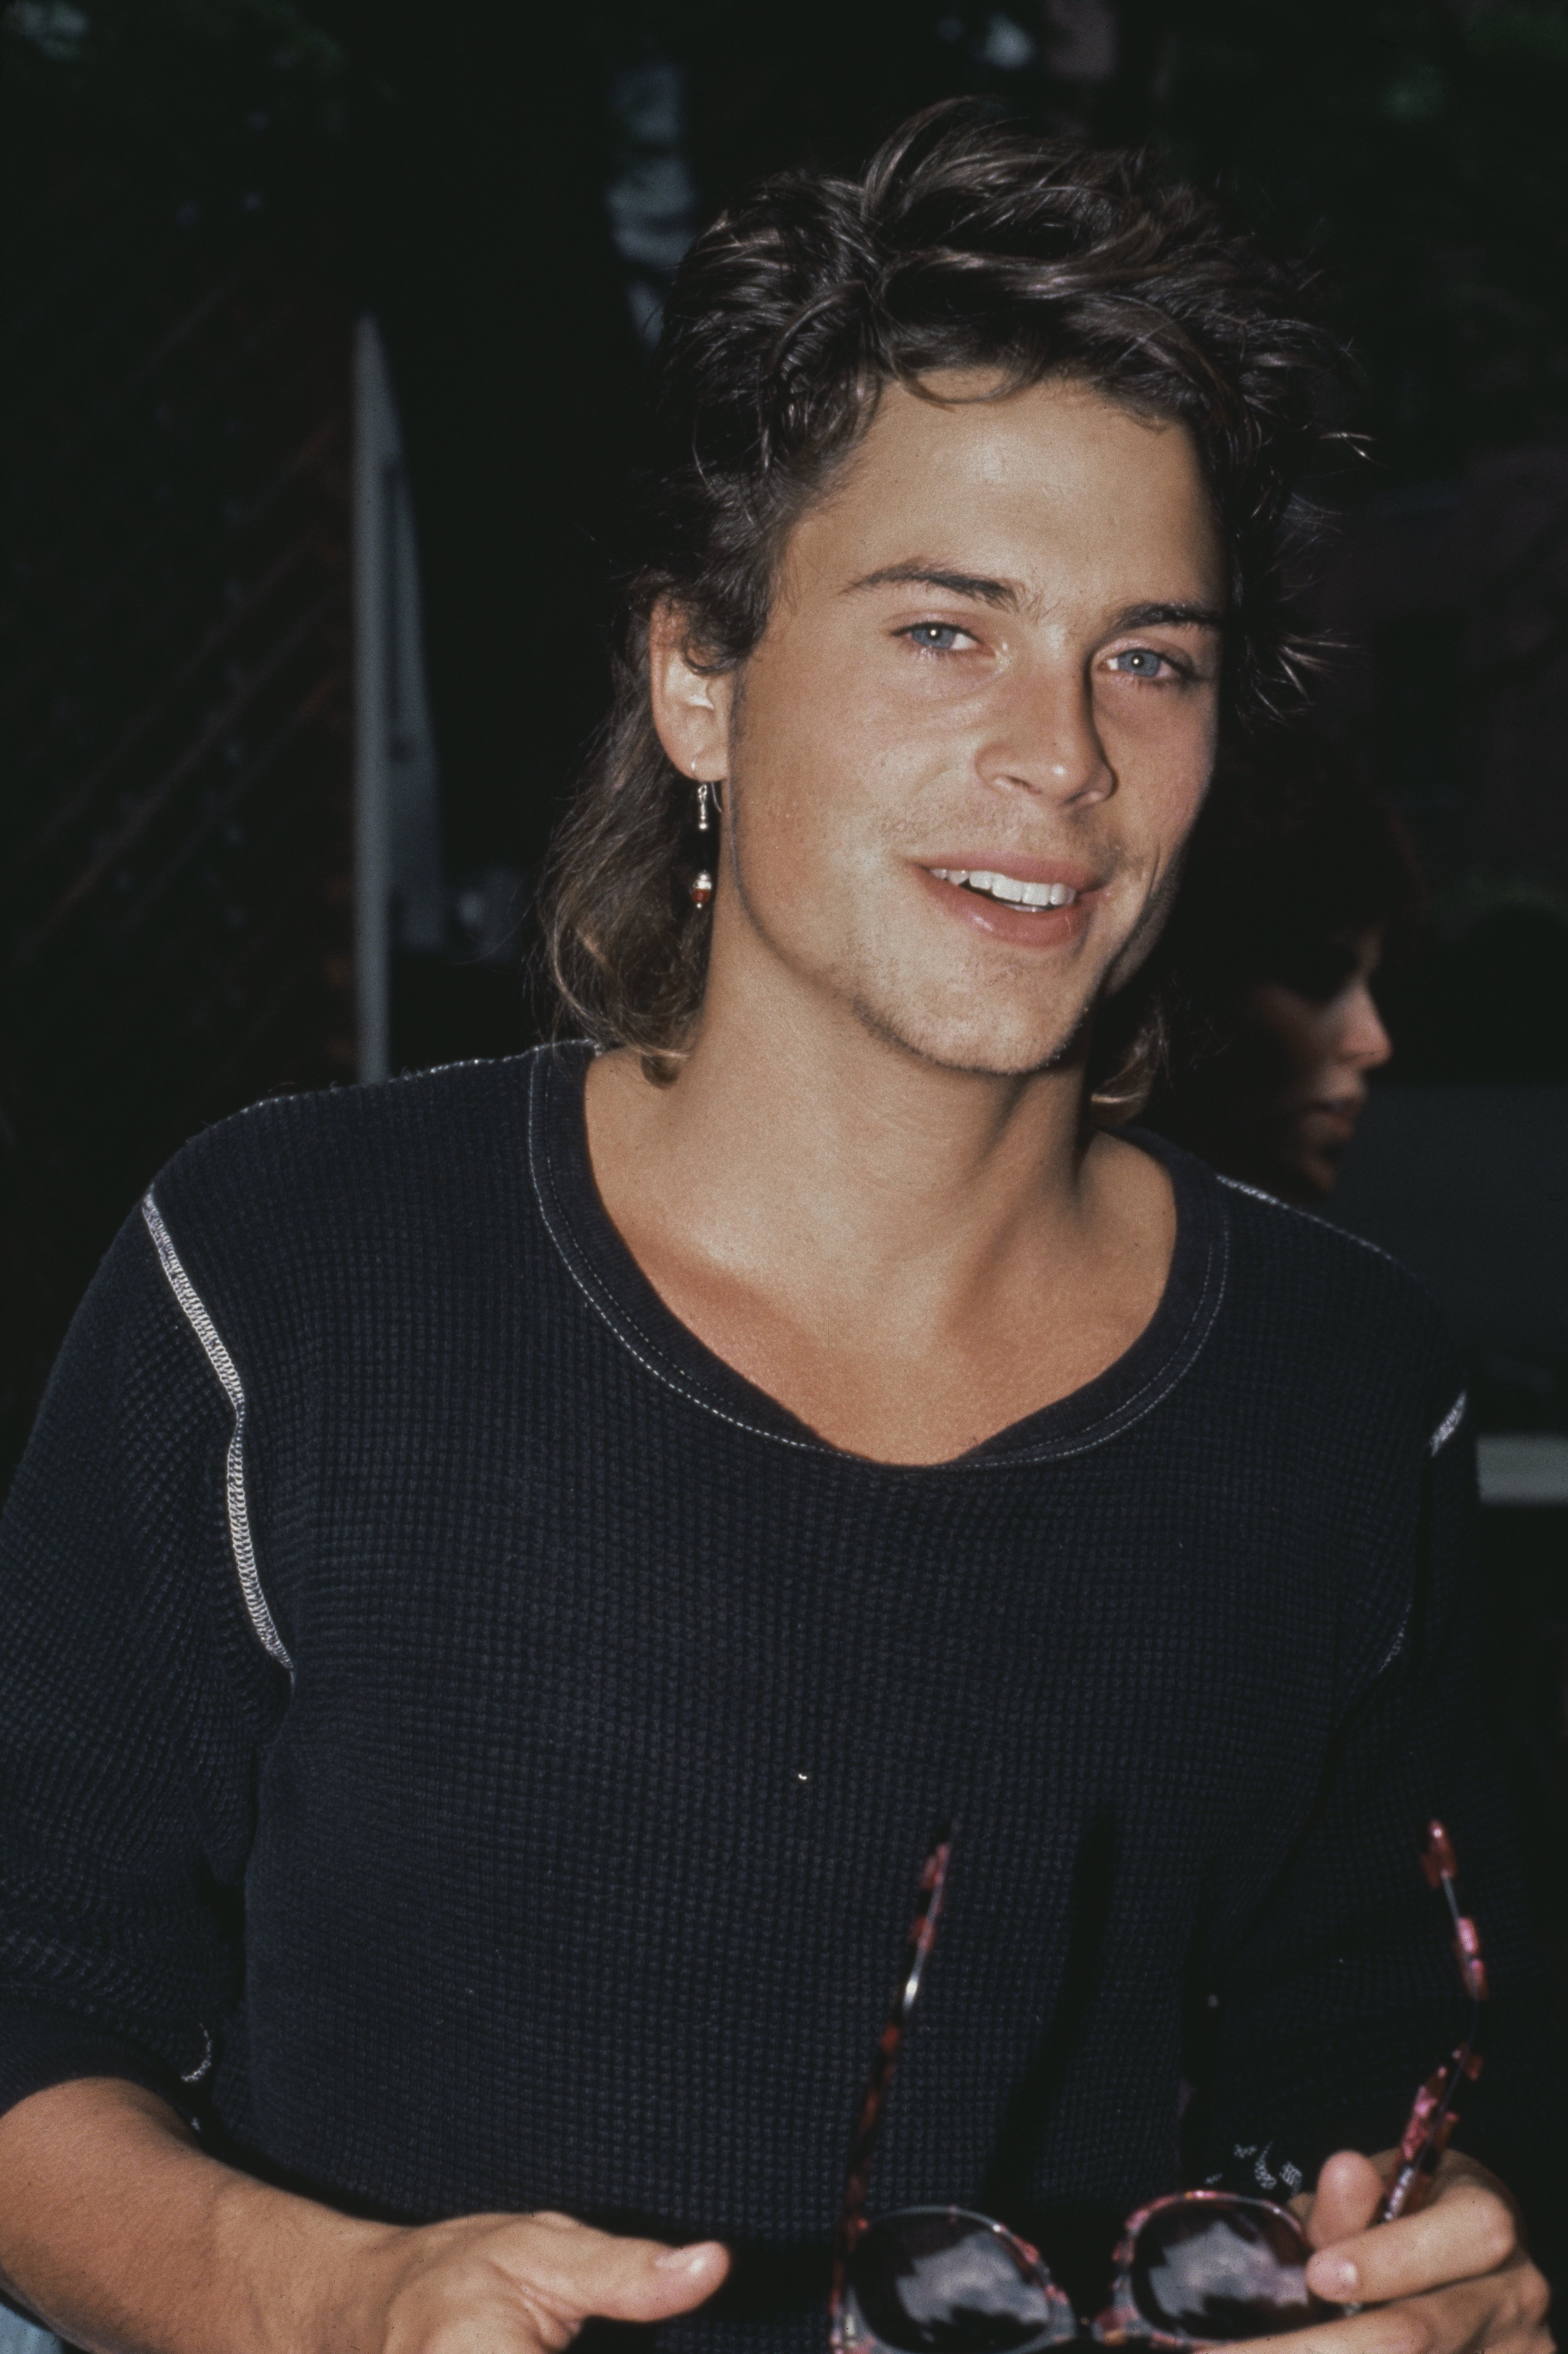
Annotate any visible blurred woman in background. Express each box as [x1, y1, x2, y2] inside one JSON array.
[[1145, 735, 1421, 1203]]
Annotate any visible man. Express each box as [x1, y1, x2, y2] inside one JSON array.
[[0, 106, 1555, 2354]]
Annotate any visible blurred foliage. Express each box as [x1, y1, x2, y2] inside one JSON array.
[[2, 0, 350, 320], [571, 0, 1568, 486], [1379, 871, 1568, 1080], [10, 0, 1568, 484], [1118, 3, 1568, 481], [1383, 899, 1568, 1078]]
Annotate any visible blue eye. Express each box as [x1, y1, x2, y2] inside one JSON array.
[[903, 624, 969, 652], [1110, 648, 1171, 677]]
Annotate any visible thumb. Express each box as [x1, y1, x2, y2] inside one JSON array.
[[504, 2213, 731, 2326], [1303, 2150, 1385, 2255]]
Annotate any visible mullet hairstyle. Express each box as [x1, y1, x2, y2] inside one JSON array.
[[541, 101, 1347, 1097]]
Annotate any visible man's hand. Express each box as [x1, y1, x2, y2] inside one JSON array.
[[1235, 2147, 1553, 2354], [0, 2080, 731, 2354], [345, 2209, 731, 2354]]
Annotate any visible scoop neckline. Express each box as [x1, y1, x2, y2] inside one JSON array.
[[525, 1042, 1229, 1472]]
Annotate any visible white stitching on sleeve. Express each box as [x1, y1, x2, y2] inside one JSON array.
[[1215, 1172, 1398, 1262], [1429, 1389, 1467, 1457], [141, 1191, 294, 1675]]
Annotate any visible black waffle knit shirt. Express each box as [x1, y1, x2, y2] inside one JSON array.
[[0, 1045, 1557, 2345]]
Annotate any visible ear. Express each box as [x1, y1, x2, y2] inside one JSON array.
[[648, 602, 735, 783]]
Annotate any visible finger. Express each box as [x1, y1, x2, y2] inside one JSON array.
[[1215, 2277, 1502, 2354], [1305, 2183, 1517, 2306], [1347, 2263, 1548, 2354], [1220, 2247, 1551, 2354], [1305, 2151, 1387, 2251], [1212, 2300, 1441, 2354], [495, 2213, 730, 2325]]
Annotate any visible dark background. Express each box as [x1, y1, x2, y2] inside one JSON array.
[[4, 0, 1567, 2159], [8, 1, 1568, 1378]]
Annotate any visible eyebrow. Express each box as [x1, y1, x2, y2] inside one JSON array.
[[845, 563, 1020, 609], [1111, 600, 1226, 633], [845, 566, 1226, 634]]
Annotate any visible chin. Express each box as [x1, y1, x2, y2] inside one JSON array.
[[848, 986, 1091, 1079], [1254, 1140, 1339, 1204], [1294, 1152, 1342, 1200]]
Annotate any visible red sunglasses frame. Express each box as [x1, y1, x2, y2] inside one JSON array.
[[829, 1819, 1486, 2354]]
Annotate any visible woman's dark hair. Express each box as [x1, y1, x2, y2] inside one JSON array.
[[1167, 734, 1421, 1010], [541, 100, 1347, 1079], [1146, 730, 1422, 1131]]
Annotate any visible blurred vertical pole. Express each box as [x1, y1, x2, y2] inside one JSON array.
[[353, 315, 393, 1083], [354, 314, 444, 1083]]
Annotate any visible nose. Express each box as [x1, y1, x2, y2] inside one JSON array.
[[977, 660, 1113, 806], [1338, 980, 1393, 1072]]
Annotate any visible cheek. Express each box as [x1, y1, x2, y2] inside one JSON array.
[[1248, 988, 1336, 1085], [1103, 690, 1219, 839], [730, 636, 922, 891]]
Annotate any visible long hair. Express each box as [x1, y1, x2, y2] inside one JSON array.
[[541, 102, 1347, 1084]]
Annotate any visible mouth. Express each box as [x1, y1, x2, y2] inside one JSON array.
[[918, 859, 1102, 949], [1298, 1095, 1366, 1146], [928, 866, 1081, 910]]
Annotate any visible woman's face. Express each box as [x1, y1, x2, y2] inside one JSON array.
[[1239, 931, 1393, 1199]]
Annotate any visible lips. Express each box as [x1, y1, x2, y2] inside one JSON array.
[[918, 859, 1102, 948], [1300, 1098, 1364, 1144]]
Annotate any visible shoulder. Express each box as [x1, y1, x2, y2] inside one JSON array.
[[1142, 1139, 1467, 1452], [142, 1051, 547, 1316], [157, 1049, 539, 1191], [1213, 1164, 1434, 1320]]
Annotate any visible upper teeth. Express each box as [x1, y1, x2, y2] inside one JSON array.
[[930, 868, 1078, 908]]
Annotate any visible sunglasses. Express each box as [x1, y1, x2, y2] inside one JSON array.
[[828, 1821, 1485, 2354]]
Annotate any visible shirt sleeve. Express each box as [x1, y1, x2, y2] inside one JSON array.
[[1187, 1409, 1566, 2246], [0, 1204, 285, 2126]]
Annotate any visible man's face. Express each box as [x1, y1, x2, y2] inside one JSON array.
[[687, 373, 1226, 1075]]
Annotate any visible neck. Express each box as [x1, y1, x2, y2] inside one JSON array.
[[586, 945, 1097, 1332], [580, 925, 1175, 1464]]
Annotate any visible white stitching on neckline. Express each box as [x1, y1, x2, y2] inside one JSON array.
[[524, 1057, 823, 1458], [179, 2025, 214, 2085], [1374, 1602, 1413, 1676], [1002, 1204, 1227, 1465], [141, 1190, 294, 1675], [1429, 1389, 1467, 1457], [525, 1048, 1225, 1470]]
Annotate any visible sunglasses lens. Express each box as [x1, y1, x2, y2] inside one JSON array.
[[848, 2209, 1069, 2354], [1129, 2199, 1319, 2341]]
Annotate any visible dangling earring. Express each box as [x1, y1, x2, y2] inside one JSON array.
[[689, 774, 717, 908]]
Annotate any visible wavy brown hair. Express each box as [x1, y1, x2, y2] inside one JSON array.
[[541, 101, 1345, 1089]]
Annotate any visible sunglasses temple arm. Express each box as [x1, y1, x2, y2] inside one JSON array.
[[828, 1828, 957, 2328], [1376, 1824, 1487, 2225], [1376, 2038, 1479, 2222]]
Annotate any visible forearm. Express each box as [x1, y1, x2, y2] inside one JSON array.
[[0, 2077, 393, 2354]]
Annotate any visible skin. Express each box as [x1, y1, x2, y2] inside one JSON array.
[[1240, 934, 1393, 1199], [0, 2082, 728, 2354], [0, 378, 1547, 2354], [590, 374, 1224, 1464]]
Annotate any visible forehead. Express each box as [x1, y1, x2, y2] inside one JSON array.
[[780, 372, 1225, 611]]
